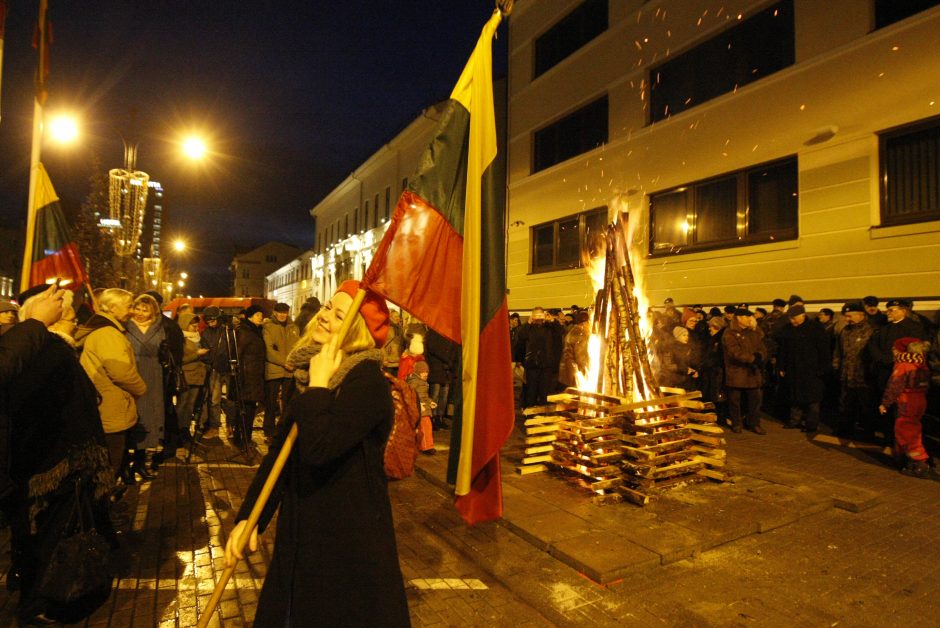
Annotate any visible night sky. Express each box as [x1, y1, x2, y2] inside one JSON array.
[[0, 1, 507, 295]]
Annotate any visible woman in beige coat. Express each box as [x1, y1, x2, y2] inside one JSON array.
[[76, 288, 146, 479]]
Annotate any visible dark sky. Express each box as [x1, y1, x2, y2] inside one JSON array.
[[0, 1, 507, 295]]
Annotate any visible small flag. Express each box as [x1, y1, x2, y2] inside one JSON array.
[[27, 163, 89, 288], [362, 10, 512, 525]]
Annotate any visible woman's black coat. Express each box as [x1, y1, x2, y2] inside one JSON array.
[[236, 353, 410, 627], [235, 321, 266, 402], [777, 320, 831, 404]]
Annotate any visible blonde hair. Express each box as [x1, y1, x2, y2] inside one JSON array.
[[98, 288, 133, 314], [295, 307, 376, 354], [132, 294, 161, 321]]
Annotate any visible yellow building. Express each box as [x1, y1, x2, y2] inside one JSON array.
[[507, 0, 940, 312]]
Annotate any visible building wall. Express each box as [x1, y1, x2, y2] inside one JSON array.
[[265, 250, 315, 315], [507, 0, 940, 310], [231, 241, 303, 297]]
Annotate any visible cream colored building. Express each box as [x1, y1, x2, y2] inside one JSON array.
[[265, 250, 315, 314], [304, 100, 450, 304], [507, 0, 940, 312], [231, 241, 303, 298]]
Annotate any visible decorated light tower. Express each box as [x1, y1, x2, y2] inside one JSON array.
[[108, 128, 150, 287]]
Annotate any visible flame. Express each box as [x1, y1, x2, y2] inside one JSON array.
[[576, 252, 607, 392]]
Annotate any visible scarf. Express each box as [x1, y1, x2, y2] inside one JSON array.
[[286, 342, 383, 393]]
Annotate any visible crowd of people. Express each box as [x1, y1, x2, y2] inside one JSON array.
[[510, 295, 939, 479]]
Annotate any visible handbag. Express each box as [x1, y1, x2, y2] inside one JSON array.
[[37, 476, 113, 604], [161, 341, 189, 394]]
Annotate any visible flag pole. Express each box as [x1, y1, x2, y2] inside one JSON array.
[[197, 288, 368, 628], [20, 0, 50, 292]]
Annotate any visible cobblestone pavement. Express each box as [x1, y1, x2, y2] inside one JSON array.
[[1, 412, 938, 627]]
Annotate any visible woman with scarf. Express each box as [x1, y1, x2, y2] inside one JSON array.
[[224, 280, 409, 626], [124, 294, 166, 480]]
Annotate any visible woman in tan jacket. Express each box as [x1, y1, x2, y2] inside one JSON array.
[[76, 288, 146, 480]]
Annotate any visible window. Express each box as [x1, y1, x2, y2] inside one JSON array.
[[880, 116, 940, 226], [649, 1, 794, 124], [374, 194, 380, 228], [875, 0, 940, 29], [361, 204, 366, 232], [402, 177, 408, 192], [385, 187, 392, 220], [650, 157, 797, 255], [344, 213, 349, 237], [265, 255, 277, 262], [355, 207, 361, 233], [530, 207, 607, 273], [533, 95, 608, 173], [534, 0, 607, 78]]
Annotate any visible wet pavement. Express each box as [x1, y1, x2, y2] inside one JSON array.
[[0, 410, 938, 626]]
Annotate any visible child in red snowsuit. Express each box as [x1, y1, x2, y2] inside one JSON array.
[[879, 337, 931, 478]]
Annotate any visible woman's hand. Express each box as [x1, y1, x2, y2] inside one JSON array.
[[224, 520, 259, 568], [308, 334, 344, 388]]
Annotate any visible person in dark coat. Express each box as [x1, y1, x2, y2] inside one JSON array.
[[199, 307, 233, 438], [833, 302, 876, 439], [234, 306, 266, 446], [777, 305, 831, 434], [225, 281, 408, 627], [512, 307, 554, 408], [292, 296, 321, 336], [2, 290, 113, 624], [657, 326, 698, 390], [721, 308, 766, 434], [424, 328, 458, 429]]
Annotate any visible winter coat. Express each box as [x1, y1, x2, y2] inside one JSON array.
[[867, 316, 928, 389], [513, 322, 553, 370], [776, 319, 831, 404], [721, 320, 765, 389], [657, 338, 696, 390], [236, 320, 266, 402], [126, 319, 168, 449], [406, 373, 432, 416], [546, 320, 565, 372], [263, 318, 300, 380], [235, 349, 409, 627], [397, 352, 425, 381], [0, 320, 48, 384], [558, 322, 590, 388], [200, 324, 233, 374], [425, 329, 459, 386], [382, 322, 404, 370], [833, 320, 874, 388], [700, 328, 725, 404], [181, 334, 208, 387], [77, 314, 146, 434]]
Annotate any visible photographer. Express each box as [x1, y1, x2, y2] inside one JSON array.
[[199, 307, 233, 439]]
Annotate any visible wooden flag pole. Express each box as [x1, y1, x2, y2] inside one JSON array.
[[197, 289, 368, 628]]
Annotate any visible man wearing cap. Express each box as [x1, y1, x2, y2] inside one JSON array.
[[721, 308, 767, 434], [262, 303, 300, 439], [776, 305, 830, 434], [833, 302, 876, 439], [663, 298, 681, 327], [0, 301, 19, 334], [862, 296, 887, 328]]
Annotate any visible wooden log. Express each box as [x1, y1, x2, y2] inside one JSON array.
[[690, 433, 726, 447], [631, 406, 689, 420], [523, 404, 565, 416], [687, 422, 725, 435], [524, 434, 557, 445], [558, 427, 622, 441], [615, 484, 651, 505], [685, 412, 718, 423], [592, 492, 624, 505], [516, 464, 547, 475], [522, 454, 553, 465], [556, 388, 628, 405], [527, 424, 560, 435], [691, 455, 725, 468], [524, 414, 563, 426], [524, 444, 555, 455], [649, 460, 703, 478], [690, 445, 727, 458], [697, 468, 728, 482], [607, 391, 702, 413]]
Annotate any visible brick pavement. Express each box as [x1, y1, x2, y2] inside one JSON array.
[[0, 420, 551, 627]]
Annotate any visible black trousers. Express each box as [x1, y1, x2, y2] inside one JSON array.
[[727, 387, 763, 429], [263, 378, 295, 434], [523, 367, 554, 408], [838, 385, 875, 437], [789, 402, 821, 431]]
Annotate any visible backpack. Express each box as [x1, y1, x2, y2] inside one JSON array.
[[383, 372, 421, 479]]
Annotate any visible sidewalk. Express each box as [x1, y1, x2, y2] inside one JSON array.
[[414, 414, 940, 624]]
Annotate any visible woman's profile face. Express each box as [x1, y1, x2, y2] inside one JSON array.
[[312, 291, 353, 344]]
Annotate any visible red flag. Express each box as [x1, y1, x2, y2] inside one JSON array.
[[362, 10, 511, 525]]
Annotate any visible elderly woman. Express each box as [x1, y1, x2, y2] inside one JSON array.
[[77, 288, 147, 482], [124, 293, 167, 479], [225, 280, 409, 626], [7, 287, 113, 624]]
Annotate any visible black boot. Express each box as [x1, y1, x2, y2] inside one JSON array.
[[132, 450, 156, 481]]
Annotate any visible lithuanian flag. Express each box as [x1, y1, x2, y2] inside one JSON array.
[[362, 9, 512, 525], [27, 163, 89, 288]]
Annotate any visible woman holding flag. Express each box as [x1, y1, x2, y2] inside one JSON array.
[[224, 280, 409, 626]]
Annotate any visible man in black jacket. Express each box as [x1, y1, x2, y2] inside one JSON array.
[[513, 307, 554, 408], [777, 305, 831, 434]]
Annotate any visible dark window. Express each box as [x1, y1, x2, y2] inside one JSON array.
[[880, 116, 940, 226], [355, 207, 361, 233], [650, 157, 797, 255], [374, 194, 380, 228], [402, 177, 408, 192], [385, 187, 391, 220], [530, 207, 608, 273], [875, 0, 940, 29], [649, 1, 794, 124], [533, 95, 608, 173], [534, 0, 608, 78]]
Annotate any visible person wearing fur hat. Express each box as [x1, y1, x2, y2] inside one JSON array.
[[233, 305, 267, 446], [721, 308, 767, 434], [879, 338, 932, 477], [776, 305, 831, 434], [226, 280, 408, 626]]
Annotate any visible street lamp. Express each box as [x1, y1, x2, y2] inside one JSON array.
[[182, 136, 207, 160], [47, 113, 79, 145], [174, 239, 186, 252]]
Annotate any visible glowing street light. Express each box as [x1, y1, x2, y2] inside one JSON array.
[[178, 279, 185, 288], [180, 271, 188, 279], [182, 135, 207, 160], [48, 113, 79, 145], [174, 239, 186, 252]]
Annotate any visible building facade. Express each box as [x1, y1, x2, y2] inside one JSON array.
[[507, 0, 940, 311], [231, 241, 303, 297], [265, 250, 316, 313]]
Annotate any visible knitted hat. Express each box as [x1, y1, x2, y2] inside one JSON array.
[[681, 308, 697, 325], [708, 316, 726, 330], [893, 337, 922, 353], [413, 360, 430, 375], [787, 294, 803, 306], [244, 305, 265, 319], [787, 305, 806, 318], [0, 300, 19, 314], [337, 280, 390, 346], [672, 326, 689, 340]]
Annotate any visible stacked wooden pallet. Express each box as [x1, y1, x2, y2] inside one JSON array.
[[547, 391, 627, 503], [515, 404, 564, 475]]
